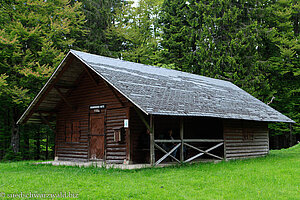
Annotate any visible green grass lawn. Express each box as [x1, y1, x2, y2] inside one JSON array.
[[0, 144, 299, 200]]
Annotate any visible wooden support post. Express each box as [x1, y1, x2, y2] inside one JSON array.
[[150, 115, 155, 166], [224, 139, 227, 161], [39, 112, 55, 132], [289, 123, 293, 147], [223, 122, 227, 160], [180, 117, 184, 162], [134, 107, 151, 132], [46, 131, 49, 160], [54, 86, 76, 110]]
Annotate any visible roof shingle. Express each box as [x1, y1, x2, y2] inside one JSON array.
[[71, 50, 294, 123]]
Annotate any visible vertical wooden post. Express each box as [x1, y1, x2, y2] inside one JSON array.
[[150, 115, 155, 166], [54, 120, 59, 160], [289, 123, 293, 147], [125, 108, 131, 163], [180, 117, 184, 162], [223, 120, 227, 160]]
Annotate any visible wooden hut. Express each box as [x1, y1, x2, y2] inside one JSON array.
[[17, 50, 294, 165]]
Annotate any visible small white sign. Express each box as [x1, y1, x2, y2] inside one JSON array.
[[124, 119, 129, 128], [89, 104, 106, 110]]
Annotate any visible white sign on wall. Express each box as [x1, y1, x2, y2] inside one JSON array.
[[124, 119, 129, 128]]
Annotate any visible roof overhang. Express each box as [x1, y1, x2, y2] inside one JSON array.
[[17, 50, 149, 124], [17, 50, 296, 125], [17, 52, 73, 124]]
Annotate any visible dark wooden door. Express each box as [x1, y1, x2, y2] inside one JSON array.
[[89, 114, 105, 159]]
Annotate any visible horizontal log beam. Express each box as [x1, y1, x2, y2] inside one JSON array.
[[36, 110, 57, 114], [154, 139, 181, 143], [54, 85, 75, 90], [183, 139, 224, 143], [154, 139, 224, 143]]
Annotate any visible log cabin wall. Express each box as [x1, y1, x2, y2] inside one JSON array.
[[106, 107, 129, 164], [56, 65, 130, 163], [223, 120, 269, 160]]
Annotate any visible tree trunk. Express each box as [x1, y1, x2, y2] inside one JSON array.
[[23, 128, 29, 160], [46, 131, 48, 160], [10, 108, 20, 153], [35, 131, 40, 160]]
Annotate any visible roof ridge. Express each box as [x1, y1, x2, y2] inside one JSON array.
[[70, 49, 236, 88]]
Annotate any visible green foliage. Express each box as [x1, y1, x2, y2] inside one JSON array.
[[0, 74, 8, 96], [158, 0, 299, 136], [106, 0, 163, 65], [0, 145, 299, 199], [0, 0, 298, 161], [0, 0, 86, 105], [2, 147, 23, 161], [78, 0, 122, 57], [159, 0, 197, 71], [263, 0, 299, 135], [0, 0, 86, 159]]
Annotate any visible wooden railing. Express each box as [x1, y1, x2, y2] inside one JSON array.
[[153, 139, 224, 165]]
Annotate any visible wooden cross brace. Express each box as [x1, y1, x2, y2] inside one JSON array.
[[154, 143, 181, 165], [184, 142, 224, 163]]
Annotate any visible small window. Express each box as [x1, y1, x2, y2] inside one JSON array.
[[243, 127, 254, 141], [114, 127, 125, 143], [65, 121, 80, 143], [72, 121, 80, 142], [65, 122, 72, 142]]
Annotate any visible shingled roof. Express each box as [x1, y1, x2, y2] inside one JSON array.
[[17, 50, 294, 124]]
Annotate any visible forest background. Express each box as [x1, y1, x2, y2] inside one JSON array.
[[0, 0, 298, 160]]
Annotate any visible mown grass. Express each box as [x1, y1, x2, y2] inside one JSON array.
[[0, 144, 299, 200]]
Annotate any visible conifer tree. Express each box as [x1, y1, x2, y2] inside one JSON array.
[[0, 0, 86, 157]]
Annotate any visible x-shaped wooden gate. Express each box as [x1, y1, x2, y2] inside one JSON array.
[[154, 139, 224, 165]]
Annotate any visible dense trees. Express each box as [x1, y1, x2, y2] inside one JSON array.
[[106, 0, 163, 64], [0, 0, 298, 160], [264, 0, 299, 137], [0, 0, 86, 159], [158, 0, 299, 139], [78, 0, 123, 57]]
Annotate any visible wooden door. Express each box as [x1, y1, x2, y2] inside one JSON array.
[[89, 114, 105, 159]]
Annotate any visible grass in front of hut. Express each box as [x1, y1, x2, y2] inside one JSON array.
[[0, 144, 299, 200]]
